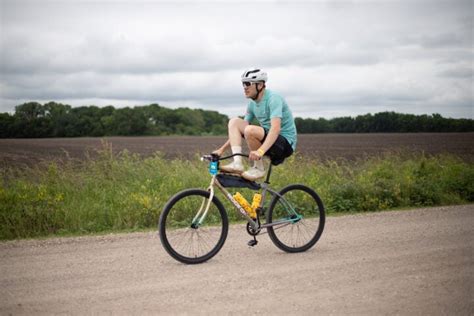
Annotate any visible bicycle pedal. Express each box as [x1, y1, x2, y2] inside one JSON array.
[[247, 239, 258, 247]]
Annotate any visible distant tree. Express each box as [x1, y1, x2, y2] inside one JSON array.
[[0, 113, 15, 137], [63, 106, 105, 136], [12, 102, 52, 137], [15, 102, 45, 121], [43, 102, 72, 136], [331, 117, 355, 133], [200, 109, 228, 135], [109, 107, 148, 135]]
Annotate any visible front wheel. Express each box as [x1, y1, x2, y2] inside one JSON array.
[[267, 184, 325, 253], [159, 189, 228, 264]]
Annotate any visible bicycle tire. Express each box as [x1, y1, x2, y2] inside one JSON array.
[[159, 189, 228, 264], [267, 184, 325, 253]]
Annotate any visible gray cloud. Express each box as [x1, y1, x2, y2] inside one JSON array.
[[1, 0, 472, 119], [438, 67, 473, 78]]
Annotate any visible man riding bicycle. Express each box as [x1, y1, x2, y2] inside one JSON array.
[[213, 68, 297, 181]]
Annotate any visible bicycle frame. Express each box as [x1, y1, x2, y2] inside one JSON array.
[[193, 156, 302, 231]]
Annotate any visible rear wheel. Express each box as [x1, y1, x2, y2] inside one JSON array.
[[267, 184, 325, 252], [159, 189, 228, 264]]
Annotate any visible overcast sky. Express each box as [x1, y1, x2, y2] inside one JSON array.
[[1, 0, 472, 119]]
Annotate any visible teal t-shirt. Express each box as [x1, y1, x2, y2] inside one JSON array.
[[244, 90, 297, 151]]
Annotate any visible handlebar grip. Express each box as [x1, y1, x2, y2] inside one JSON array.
[[201, 155, 213, 161]]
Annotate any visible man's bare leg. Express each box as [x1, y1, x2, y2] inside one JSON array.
[[244, 125, 265, 171], [220, 118, 249, 173], [228, 117, 248, 146]]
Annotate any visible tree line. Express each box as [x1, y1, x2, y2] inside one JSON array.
[[0, 102, 228, 137], [0, 101, 472, 138], [295, 112, 473, 133]]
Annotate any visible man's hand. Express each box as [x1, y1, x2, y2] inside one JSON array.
[[212, 148, 225, 157], [249, 149, 263, 161]]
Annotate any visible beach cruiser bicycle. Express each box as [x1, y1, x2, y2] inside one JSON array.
[[159, 153, 325, 264]]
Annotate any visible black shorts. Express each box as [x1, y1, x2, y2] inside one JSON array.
[[260, 129, 294, 165]]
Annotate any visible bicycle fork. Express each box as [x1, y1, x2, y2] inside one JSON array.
[[191, 176, 217, 228]]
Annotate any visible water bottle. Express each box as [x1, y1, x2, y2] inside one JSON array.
[[233, 192, 256, 219], [251, 193, 262, 211], [209, 161, 218, 175]]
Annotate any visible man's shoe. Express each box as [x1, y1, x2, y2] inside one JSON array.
[[242, 167, 266, 181], [220, 161, 244, 174]]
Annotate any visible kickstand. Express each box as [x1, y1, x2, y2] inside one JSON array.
[[247, 235, 258, 247]]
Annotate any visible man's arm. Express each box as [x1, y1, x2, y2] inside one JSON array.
[[260, 117, 281, 153], [213, 139, 231, 156]]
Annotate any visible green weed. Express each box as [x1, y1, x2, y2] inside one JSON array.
[[1, 145, 472, 240]]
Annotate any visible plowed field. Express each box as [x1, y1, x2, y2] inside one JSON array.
[[0, 133, 473, 166]]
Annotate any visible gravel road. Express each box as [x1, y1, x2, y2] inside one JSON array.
[[1, 205, 473, 315]]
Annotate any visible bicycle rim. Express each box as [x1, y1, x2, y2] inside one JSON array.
[[159, 189, 228, 264], [267, 184, 325, 253]]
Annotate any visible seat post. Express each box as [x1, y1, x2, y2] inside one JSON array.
[[264, 161, 272, 184]]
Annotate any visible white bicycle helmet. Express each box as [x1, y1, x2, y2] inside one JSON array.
[[241, 68, 268, 83]]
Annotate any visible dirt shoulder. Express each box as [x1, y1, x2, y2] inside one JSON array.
[[1, 205, 473, 315]]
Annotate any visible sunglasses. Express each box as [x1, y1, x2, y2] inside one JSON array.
[[242, 82, 259, 87], [242, 82, 255, 87]]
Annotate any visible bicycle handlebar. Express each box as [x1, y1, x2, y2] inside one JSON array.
[[200, 153, 249, 162]]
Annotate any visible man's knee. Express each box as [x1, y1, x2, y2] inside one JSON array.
[[228, 117, 245, 129], [244, 125, 262, 139]]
